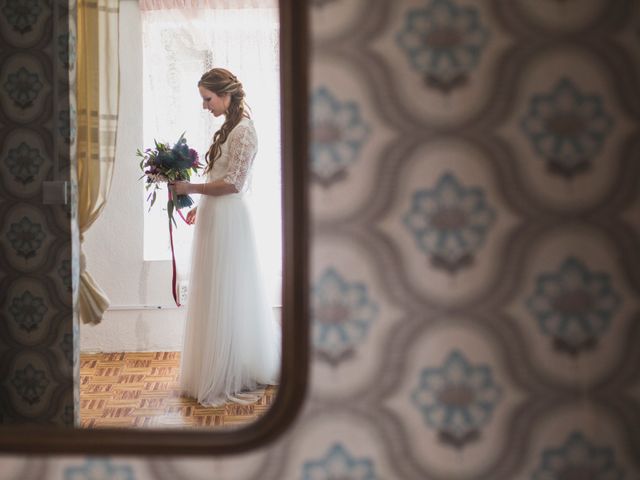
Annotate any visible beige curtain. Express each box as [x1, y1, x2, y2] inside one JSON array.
[[76, 0, 119, 325]]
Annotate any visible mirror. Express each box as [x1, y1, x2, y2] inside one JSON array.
[[81, 0, 283, 430], [0, 0, 308, 454]]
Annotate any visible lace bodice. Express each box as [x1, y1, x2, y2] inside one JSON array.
[[209, 117, 258, 193]]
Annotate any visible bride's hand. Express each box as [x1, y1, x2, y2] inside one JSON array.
[[170, 180, 191, 196], [186, 207, 197, 225]]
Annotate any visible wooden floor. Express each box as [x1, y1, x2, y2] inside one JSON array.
[[80, 352, 276, 429]]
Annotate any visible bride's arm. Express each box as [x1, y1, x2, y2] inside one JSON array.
[[221, 124, 256, 192], [198, 179, 237, 196], [171, 178, 237, 196]]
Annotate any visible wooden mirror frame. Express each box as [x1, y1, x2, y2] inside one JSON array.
[[0, 0, 309, 455]]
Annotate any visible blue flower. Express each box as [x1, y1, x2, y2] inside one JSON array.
[[521, 78, 613, 178], [9, 290, 46, 332], [64, 458, 135, 480], [311, 87, 370, 188], [3, 67, 43, 109], [302, 444, 377, 480], [526, 257, 620, 356], [2, 0, 42, 34], [403, 172, 495, 273], [532, 432, 624, 480], [5, 141, 45, 185], [312, 268, 378, 367], [396, 0, 489, 93], [11, 364, 49, 405], [59, 259, 72, 292], [7, 216, 46, 260], [412, 350, 502, 449]]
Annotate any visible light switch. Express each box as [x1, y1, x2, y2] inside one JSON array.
[[42, 180, 69, 205]]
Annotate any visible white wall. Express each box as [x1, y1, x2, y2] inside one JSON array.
[[81, 2, 185, 352]]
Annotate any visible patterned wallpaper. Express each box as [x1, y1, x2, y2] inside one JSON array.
[[1, 0, 640, 478], [0, 0, 78, 427]]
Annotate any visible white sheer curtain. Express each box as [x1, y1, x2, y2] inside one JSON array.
[[140, 0, 281, 304]]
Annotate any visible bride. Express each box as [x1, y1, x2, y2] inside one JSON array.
[[171, 67, 281, 406]]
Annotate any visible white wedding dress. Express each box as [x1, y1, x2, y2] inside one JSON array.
[[179, 117, 281, 406]]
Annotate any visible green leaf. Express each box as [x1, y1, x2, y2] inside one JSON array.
[[167, 199, 174, 225], [167, 199, 178, 228]]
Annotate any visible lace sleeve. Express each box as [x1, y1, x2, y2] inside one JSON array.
[[223, 123, 258, 192]]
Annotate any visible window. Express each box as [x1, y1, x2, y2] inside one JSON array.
[[140, 1, 282, 304]]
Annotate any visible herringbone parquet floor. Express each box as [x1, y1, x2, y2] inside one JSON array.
[[80, 352, 276, 429]]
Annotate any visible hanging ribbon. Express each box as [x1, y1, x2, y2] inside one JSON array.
[[167, 188, 190, 307]]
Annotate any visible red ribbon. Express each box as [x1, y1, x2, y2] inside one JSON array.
[[167, 189, 191, 307], [176, 206, 189, 223]]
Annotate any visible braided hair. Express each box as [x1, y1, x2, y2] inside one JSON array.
[[198, 68, 249, 174]]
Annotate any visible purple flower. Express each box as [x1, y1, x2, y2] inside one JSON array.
[[138, 133, 201, 224], [189, 148, 200, 167]]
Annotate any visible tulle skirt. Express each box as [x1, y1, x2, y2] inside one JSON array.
[[179, 192, 281, 406]]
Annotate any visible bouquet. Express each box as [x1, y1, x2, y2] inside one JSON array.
[[137, 133, 201, 306], [138, 132, 201, 226]]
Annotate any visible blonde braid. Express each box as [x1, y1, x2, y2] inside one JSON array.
[[198, 69, 250, 174]]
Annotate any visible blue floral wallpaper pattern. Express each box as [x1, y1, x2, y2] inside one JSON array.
[[4, 66, 44, 109], [532, 432, 625, 480], [9, 290, 47, 332], [526, 256, 621, 356], [11, 363, 50, 405], [312, 267, 378, 366], [412, 350, 502, 449], [311, 86, 370, 188], [302, 444, 377, 480], [0, 0, 77, 426], [396, 0, 489, 92], [2, 0, 43, 34], [520, 77, 614, 178], [403, 172, 496, 272], [7, 216, 46, 259], [5, 142, 45, 184], [64, 458, 136, 480]]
